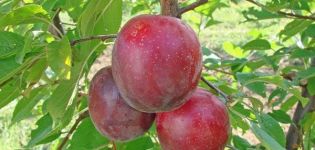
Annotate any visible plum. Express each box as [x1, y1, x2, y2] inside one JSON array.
[[156, 88, 230, 150], [112, 15, 202, 112], [88, 67, 155, 141]]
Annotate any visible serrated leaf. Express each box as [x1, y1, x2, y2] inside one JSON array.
[[233, 135, 251, 150], [16, 32, 32, 64], [11, 86, 50, 124], [0, 79, 21, 109], [0, 54, 42, 85], [257, 113, 286, 147], [297, 67, 315, 79], [268, 110, 292, 124], [281, 96, 298, 112], [46, 36, 71, 79], [0, 31, 24, 59], [250, 122, 285, 150], [26, 58, 47, 83], [46, 79, 77, 122], [68, 118, 109, 150], [280, 19, 312, 41], [236, 73, 266, 97], [242, 7, 283, 21], [243, 39, 271, 51], [0, 4, 49, 28], [27, 114, 60, 147], [195, 0, 225, 16], [290, 48, 315, 59], [230, 110, 250, 132]]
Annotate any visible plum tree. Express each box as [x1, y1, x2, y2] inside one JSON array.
[[88, 67, 156, 141], [112, 15, 202, 113], [156, 88, 230, 150]]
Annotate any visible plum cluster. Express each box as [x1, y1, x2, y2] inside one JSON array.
[[89, 15, 230, 150]]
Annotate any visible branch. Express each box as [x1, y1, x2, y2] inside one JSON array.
[[160, 0, 179, 17], [57, 110, 89, 150], [70, 34, 117, 46], [201, 76, 231, 103], [177, 0, 208, 17], [286, 59, 315, 150], [245, 0, 315, 21]]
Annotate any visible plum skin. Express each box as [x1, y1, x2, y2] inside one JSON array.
[[112, 14, 202, 113], [156, 88, 230, 150], [88, 67, 155, 141]]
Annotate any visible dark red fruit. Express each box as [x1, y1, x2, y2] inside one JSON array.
[[88, 67, 155, 141], [156, 88, 230, 150], [112, 15, 202, 112]]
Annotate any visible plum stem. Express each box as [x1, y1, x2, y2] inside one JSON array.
[[112, 141, 117, 150], [57, 110, 89, 150], [70, 34, 117, 46], [201, 76, 231, 104], [177, 0, 208, 17], [160, 0, 179, 17]]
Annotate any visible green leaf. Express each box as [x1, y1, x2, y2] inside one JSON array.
[[297, 67, 315, 80], [303, 24, 315, 38], [280, 19, 312, 41], [233, 135, 251, 150], [236, 73, 266, 97], [223, 42, 248, 58], [229, 110, 250, 132], [27, 114, 61, 147], [0, 31, 24, 58], [68, 118, 109, 150], [257, 113, 286, 147], [250, 122, 286, 150], [268, 110, 292, 124], [290, 48, 315, 59], [0, 54, 42, 85], [0, 4, 49, 28], [301, 112, 315, 132], [78, 0, 122, 37], [46, 79, 77, 122], [307, 77, 315, 96], [281, 96, 298, 112], [25, 58, 47, 83], [16, 32, 32, 64], [242, 8, 283, 21], [46, 36, 71, 79], [0, 79, 21, 109], [118, 136, 154, 150], [195, 0, 225, 16], [11, 86, 50, 124], [243, 39, 271, 51]]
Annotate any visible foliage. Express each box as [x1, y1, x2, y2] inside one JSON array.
[[0, 0, 315, 150]]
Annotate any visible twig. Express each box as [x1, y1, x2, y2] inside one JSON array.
[[57, 110, 89, 150], [49, 8, 64, 38], [245, 0, 315, 21], [112, 141, 117, 150], [70, 34, 117, 46], [177, 0, 208, 17], [201, 76, 231, 103]]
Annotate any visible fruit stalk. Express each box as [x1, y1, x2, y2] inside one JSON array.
[[160, 0, 179, 17]]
